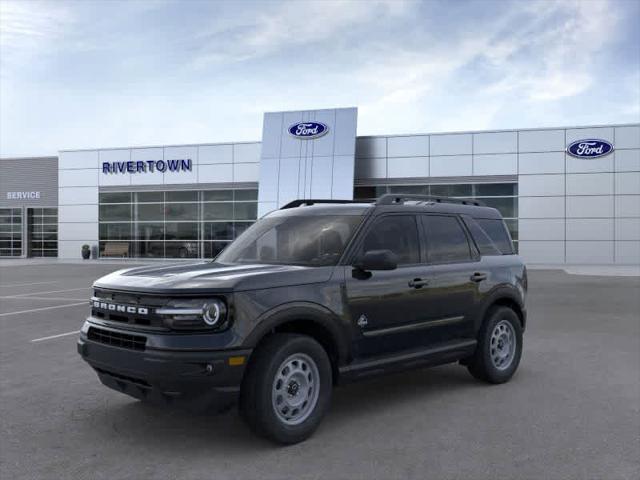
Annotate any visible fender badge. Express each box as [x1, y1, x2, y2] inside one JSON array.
[[357, 314, 368, 328]]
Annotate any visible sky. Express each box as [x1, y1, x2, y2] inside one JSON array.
[[0, 0, 639, 157]]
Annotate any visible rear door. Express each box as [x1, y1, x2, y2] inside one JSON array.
[[417, 214, 484, 344]]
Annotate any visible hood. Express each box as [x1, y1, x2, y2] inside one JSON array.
[[93, 261, 335, 294]]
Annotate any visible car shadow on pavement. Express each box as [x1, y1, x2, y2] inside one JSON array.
[[94, 363, 484, 451]]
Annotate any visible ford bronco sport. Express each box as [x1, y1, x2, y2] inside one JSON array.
[[78, 194, 527, 444]]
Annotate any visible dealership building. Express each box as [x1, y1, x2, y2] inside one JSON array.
[[1, 107, 639, 264]]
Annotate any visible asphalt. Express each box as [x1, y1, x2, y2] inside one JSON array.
[[0, 262, 638, 480]]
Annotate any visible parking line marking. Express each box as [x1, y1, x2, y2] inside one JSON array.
[[0, 302, 88, 317], [8, 287, 89, 298], [0, 296, 87, 301], [0, 281, 58, 288], [31, 330, 80, 342]]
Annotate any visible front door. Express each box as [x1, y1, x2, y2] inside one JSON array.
[[345, 214, 429, 357]]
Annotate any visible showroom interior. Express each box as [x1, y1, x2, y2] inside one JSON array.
[[1, 107, 638, 264]]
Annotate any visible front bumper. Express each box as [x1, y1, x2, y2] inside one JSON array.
[[77, 321, 251, 411]]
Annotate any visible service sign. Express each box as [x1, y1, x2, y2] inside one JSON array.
[[566, 139, 613, 159], [288, 122, 329, 139]]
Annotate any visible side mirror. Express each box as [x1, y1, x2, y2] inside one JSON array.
[[355, 249, 398, 271]]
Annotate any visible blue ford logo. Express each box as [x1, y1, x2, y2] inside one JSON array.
[[288, 122, 329, 139], [567, 139, 613, 159]]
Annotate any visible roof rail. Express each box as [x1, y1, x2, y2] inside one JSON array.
[[375, 194, 485, 207], [280, 199, 366, 209]]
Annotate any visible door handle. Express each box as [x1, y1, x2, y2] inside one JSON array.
[[470, 272, 487, 282], [408, 278, 430, 288]]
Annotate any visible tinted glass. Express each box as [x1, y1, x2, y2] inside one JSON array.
[[361, 216, 420, 265], [99, 204, 131, 221], [475, 183, 517, 196], [203, 203, 233, 220], [218, 215, 363, 266], [462, 216, 501, 256], [166, 191, 198, 202], [354, 186, 386, 200], [234, 189, 258, 201], [136, 192, 163, 202], [235, 203, 257, 220], [476, 218, 514, 254], [388, 185, 428, 195], [479, 197, 517, 218], [422, 215, 471, 263], [99, 192, 132, 203], [135, 203, 164, 221], [165, 203, 198, 221], [203, 190, 233, 201]]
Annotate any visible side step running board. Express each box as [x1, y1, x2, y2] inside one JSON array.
[[338, 339, 477, 384]]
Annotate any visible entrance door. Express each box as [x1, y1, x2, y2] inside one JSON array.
[[27, 208, 58, 257]]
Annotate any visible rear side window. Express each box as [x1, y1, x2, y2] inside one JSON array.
[[361, 215, 420, 265], [462, 216, 502, 256], [421, 215, 472, 264], [475, 218, 514, 254]]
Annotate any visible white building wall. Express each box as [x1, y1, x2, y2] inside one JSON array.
[[58, 141, 260, 258], [354, 124, 640, 265]]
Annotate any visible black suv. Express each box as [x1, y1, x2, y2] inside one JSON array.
[[78, 194, 527, 444]]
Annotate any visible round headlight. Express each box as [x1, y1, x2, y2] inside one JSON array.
[[203, 301, 222, 326]]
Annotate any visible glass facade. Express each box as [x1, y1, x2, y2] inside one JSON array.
[[98, 189, 258, 259], [28, 208, 58, 257], [0, 208, 23, 257], [354, 182, 518, 251]]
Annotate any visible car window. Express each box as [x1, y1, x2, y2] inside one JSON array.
[[422, 215, 472, 263], [462, 216, 502, 256], [360, 215, 420, 265], [475, 218, 514, 254]]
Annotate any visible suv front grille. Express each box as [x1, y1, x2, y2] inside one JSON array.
[[87, 327, 146, 351], [91, 289, 168, 330]]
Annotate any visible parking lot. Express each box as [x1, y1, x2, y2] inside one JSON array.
[[0, 261, 638, 480]]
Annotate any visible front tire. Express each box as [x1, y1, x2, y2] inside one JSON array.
[[467, 306, 523, 384], [239, 334, 332, 444]]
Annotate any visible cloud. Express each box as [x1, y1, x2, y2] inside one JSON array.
[[0, 0, 73, 67], [190, 0, 409, 67]]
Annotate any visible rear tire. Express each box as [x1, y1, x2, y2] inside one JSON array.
[[239, 334, 332, 444], [467, 306, 522, 384]]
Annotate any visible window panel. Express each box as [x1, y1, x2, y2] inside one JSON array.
[[135, 223, 164, 241], [100, 223, 132, 240], [361, 216, 420, 265], [474, 183, 517, 197], [387, 185, 428, 195], [135, 203, 164, 221], [165, 203, 198, 221], [234, 189, 258, 201], [203, 190, 233, 201], [165, 222, 199, 240], [203, 203, 233, 220], [422, 215, 472, 263], [203, 222, 234, 241], [476, 218, 515, 254], [136, 191, 163, 203], [166, 191, 198, 202], [235, 203, 257, 220], [99, 204, 131, 221], [100, 192, 132, 203], [478, 197, 517, 218], [165, 241, 200, 258]]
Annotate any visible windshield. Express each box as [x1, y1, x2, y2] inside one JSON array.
[[216, 214, 364, 266]]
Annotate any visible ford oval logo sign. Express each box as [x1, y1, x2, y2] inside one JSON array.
[[288, 122, 329, 139], [567, 139, 614, 159]]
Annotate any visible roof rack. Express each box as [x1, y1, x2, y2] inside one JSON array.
[[280, 199, 367, 209], [375, 194, 485, 207]]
